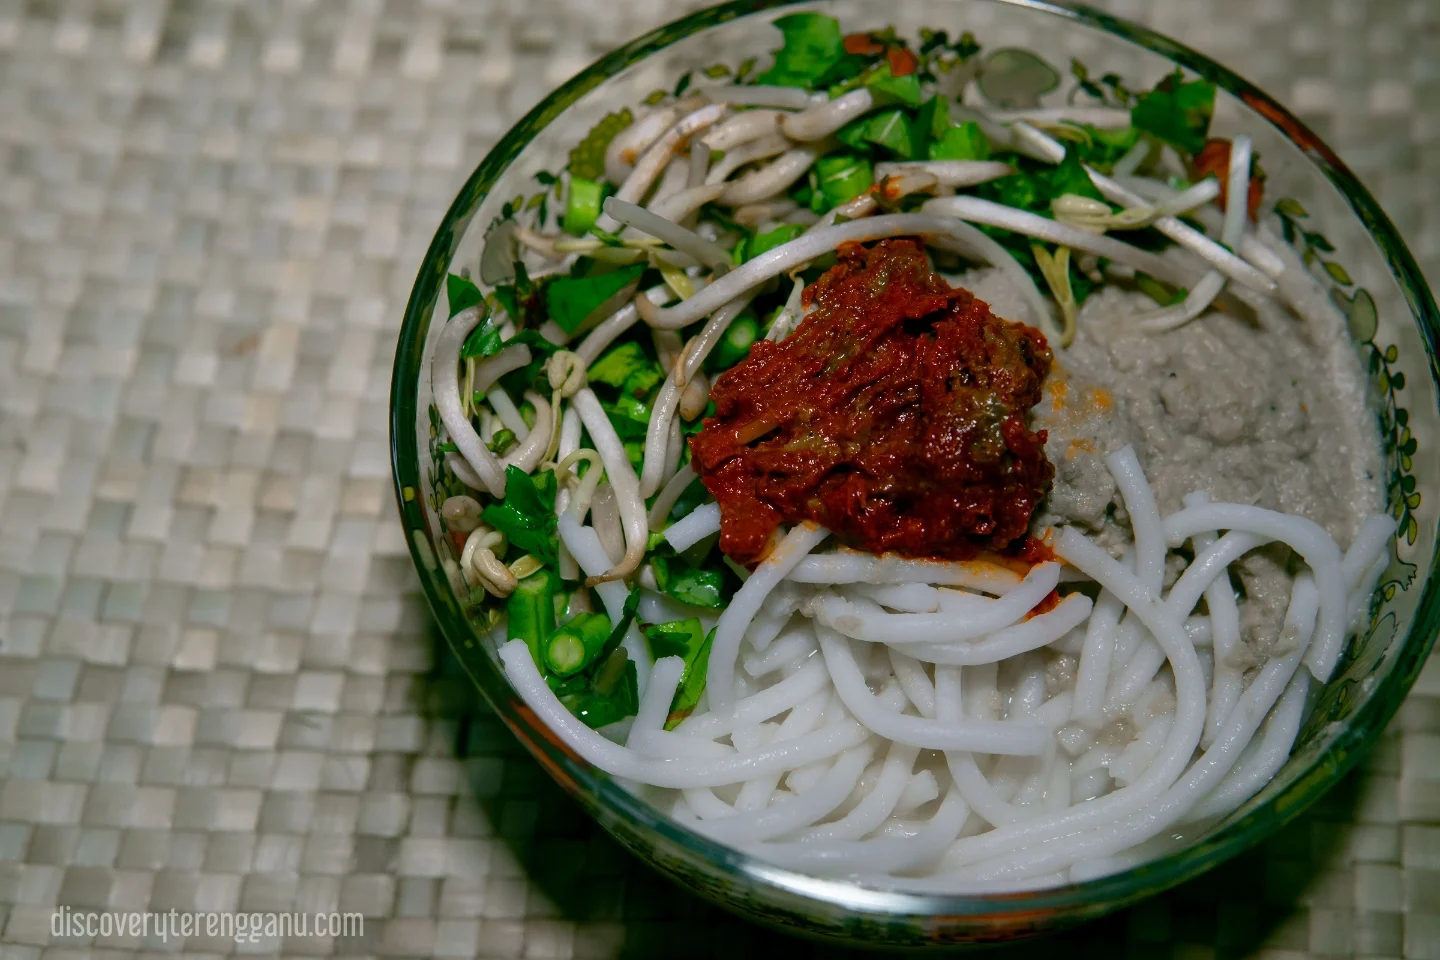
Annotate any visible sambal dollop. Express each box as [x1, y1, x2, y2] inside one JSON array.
[[689, 238, 1054, 565]]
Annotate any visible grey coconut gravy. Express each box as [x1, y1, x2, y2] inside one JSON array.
[[957, 248, 1383, 655]]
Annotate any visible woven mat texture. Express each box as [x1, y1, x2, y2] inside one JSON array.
[[0, 0, 1438, 957]]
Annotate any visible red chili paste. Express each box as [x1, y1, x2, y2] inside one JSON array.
[[689, 238, 1055, 565]]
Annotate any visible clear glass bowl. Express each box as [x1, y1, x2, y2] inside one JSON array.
[[389, 0, 1440, 944]]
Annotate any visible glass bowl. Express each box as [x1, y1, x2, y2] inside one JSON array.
[[390, 0, 1440, 944]]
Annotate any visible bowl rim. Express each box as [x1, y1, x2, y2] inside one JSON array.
[[390, 0, 1440, 925]]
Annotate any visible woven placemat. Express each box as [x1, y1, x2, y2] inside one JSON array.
[[0, 1, 1437, 957]]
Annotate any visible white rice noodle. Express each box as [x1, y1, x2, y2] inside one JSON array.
[[804, 741, 921, 841], [605, 197, 731, 271], [695, 746, 873, 844], [1108, 446, 1165, 592], [706, 133, 791, 184], [780, 88, 875, 141], [720, 148, 820, 206], [573, 388, 649, 583], [901, 594, 1094, 665], [743, 626, 817, 678], [788, 548, 1022, 594], [681, 657, 830, 740], [664, 501, 722, 552], [502, 639, 872, 787], [818, 628, 1051, 755], [732, 690, 828, 810], [1160, 503, 1346, 681], [873, 160, 1015, 188], [956, 576, 1319, 883], [1183, 669, 1310, 823], [707, 523, 832, 715], [809, 562, 1060, 644], [595, 102, 728, 233], [747, 789, 968, 875], [1071, 587, 1124, 726], [852, 583, 941, 614]]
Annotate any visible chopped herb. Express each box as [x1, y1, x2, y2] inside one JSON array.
[[927, 120, 990, 161], [488, 428, 517, 454], [544, 263, 647, 334], [816, 153, 873, 208], [1071, 124, 1141, 172], [756, 13, 845, 89], [588, 341, 664, 397], [447, 273, 486, 318], [1135, 272, 1188, 306], [668, 627, 714, 728], [650, 554, 729, 608], [865, 64, 923, 107], [481, 466, 559, 565], [1132, 70, 1215, 156], [603, 393, 652, 440], [460, 314, 503, 360], [642, 618, 714, 729], [1048, 149, 1106, 202], [913, 95, 950, 156], [733, 223, 806, 264]]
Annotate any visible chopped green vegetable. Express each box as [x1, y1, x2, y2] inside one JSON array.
[[651, 554, 728, 608], [459, 306, 503, 361], [706, 313, 760, 371], [569, 108, 633, 181], [816, 153, 873, 208], [913, 96, 950, 157], [561, 648, 638, 728], [544, 263, 647, 335], [643, 617, 715, 728], [733, 223, 806, 265], [755, 12, 845, 89], [563, 177, 607, 236], [667, 628, 714, 728], [481, 466, 559, 565], [866, 65, 923, 107], [488, 428, 516, 454], [861, 109, 916, 158], [447, 273, 486, 318], [1048, 149, 1106, 203], [1071, 124, 1141, 172], [623, 439, 645, 473], [1132, 70, 1215, 156], [545, 611, 613, 676], [507, 567, 558, 678], [928, 121, 990, 161], [603, 393, 652, 440], [588, 341, 663, 398], [601, 587, 642, 661]]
